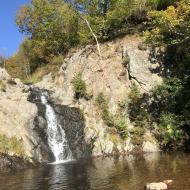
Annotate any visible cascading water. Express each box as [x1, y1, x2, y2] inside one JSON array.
[[40, 92, 73, 163]]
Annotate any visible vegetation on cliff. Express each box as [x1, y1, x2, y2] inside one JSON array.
[[2, 0, 176, 82], [1, 0, 190, 149]]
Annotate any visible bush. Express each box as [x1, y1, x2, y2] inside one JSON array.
[[95, 92, 111, 123], [128, 83, 151, 127], [96, 93, 128, 138], [156, 113, 185, 148], [128, 83, 141, 102], [72, 73, 87, 99], [122, 56, 130, 67], [112, 116, 128, 139]]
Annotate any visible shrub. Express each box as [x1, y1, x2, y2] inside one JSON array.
[[112, 116, 128, 139], [95, 92, 111, 123], [122, 56, 130, 67], [128, 83, 141, 103], [96, 93, 128, 138], [156, 113, 185, 148], [72, 72, 87, 99]]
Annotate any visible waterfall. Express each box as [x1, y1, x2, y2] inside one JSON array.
[[40, 93, 73, 163]]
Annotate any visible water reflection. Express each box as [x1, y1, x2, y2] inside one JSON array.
[[0, 152, 190, 190]]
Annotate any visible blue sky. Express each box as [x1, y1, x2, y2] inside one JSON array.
[[0, 0, 30, 57]]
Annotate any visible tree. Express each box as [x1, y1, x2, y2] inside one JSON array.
[[143, 0, 190, 145], [16, 0, 80, 57]]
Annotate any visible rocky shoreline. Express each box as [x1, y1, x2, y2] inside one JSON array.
[[0, 153, 36, 173]]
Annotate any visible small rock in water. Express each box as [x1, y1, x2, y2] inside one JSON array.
[[163, 180, 173, 185], [145, 182, 167, 190]]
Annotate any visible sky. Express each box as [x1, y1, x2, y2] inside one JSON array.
[[0, 0, 30, 57]]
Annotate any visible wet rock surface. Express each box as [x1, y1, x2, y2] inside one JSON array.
[[0, 153, 34, 173], [28, 87, 92, 160]]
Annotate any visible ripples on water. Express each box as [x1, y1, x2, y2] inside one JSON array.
[[0, 152, 190, 190]]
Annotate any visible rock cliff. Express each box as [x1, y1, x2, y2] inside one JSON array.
[[0, 35, 161, 169], [37, 35, 161, 156]]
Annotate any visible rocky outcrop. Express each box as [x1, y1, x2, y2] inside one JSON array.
[[36, 35, 162, 156], [0, 35, 162, 164], [0, 69, 52, 162]]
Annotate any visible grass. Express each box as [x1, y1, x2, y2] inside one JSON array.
[[0, 134, 24, 156], [23, 55, 63, 84]]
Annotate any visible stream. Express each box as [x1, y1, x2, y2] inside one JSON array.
[[0, 152, 190, 190]]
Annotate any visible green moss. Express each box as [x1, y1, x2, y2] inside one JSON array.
[[0, 134, 24, 156]]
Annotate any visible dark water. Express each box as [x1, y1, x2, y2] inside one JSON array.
[[0, 152, 190, 190]]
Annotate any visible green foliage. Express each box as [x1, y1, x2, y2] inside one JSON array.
[[96, 92, 128, 138], [128, 83, 141, 103], [112, 116, 128, 139], [141, 0, 190, 148], [128, 83, 151, 128], [156, 113, 185, 148], [16, 0, 79, 57], [151, 78, 183, 115], [7, 0, 178, 82], [96, 92, 111, 123], [0, 134, 24, 156], [72, 73, 87, 99], [144, 0, 190, 47]]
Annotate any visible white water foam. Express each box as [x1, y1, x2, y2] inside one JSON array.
[[41, 93, 73, 163]]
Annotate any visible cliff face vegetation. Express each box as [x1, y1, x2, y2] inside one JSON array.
[[1, 0, 190, 168]]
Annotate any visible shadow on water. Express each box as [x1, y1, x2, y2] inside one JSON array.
[[1, 152, 190, 190]]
